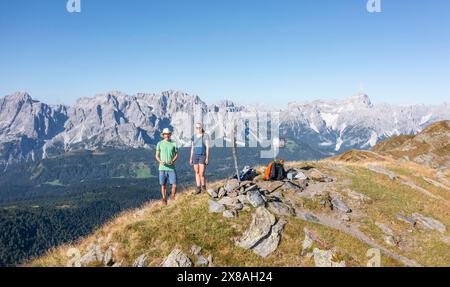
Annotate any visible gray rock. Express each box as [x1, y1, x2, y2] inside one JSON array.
[[207, 188, 218, 198], [223, 210, 237, 218], [237, 194, 250, 205], [295, 172, 307, 180], [331, 198, 352, 213], [133, 254, 147, 267], [236, 207, 276, 250], [224, 179, 240, 193], [308, 169, 333, 182], [190, 245, 202, 256], [208, 199, 225, 213], [397, 214, 417, 227], [218, 196, 243, 210], [301, 228, 316, 255], [162, 248, 192, 267], [245, 184, 259, 193], [412, 213, 446, 233], [340, 214, 351, 222], [207, 255, 214, 267], [196, 255, 209, 266], [304, 213, 320, 223], [344, 188, 372, 203], [252, 220, 286, 257], [367, 164, 399, 180], [78, 249, 98, 266], [282, 181, 303, 192], [375, 222, 394, 236], [301, 227, 320, 256], [313, 248, 346, 267], [384, 235, 397, 247], [441, 236, 450, 245], [268, 191, 284, 201], [102, 245, 116, 266], [247, 190, 266, 207], [267, 201, 295, 217], [217, 187, 227, 198]]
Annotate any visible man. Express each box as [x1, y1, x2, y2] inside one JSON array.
[[155, 128, 178, 205]]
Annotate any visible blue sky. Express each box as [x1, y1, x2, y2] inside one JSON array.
[[0, 0, 449, 106]]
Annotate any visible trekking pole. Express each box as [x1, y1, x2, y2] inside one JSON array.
[[232, 129, 240, 183]]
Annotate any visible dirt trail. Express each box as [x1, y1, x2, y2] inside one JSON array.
[[293, 208, 421, 267]]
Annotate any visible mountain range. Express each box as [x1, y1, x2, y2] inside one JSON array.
[[1, 91, 449, 169]]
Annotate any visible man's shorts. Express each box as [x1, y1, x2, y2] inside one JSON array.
[[159, 170, 177, 185], [192, 154, 207, 165]]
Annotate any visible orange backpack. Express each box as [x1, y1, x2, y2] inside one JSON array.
[[264, 161, 275, 181], [264, 160, 285, 181]]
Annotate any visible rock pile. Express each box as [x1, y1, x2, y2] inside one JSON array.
[[206, 167, 342, 258]]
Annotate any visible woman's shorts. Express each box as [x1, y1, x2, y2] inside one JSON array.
[[192, 154, 207, 165]]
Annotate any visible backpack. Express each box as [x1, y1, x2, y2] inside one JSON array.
[[264, 160, 286, 181]]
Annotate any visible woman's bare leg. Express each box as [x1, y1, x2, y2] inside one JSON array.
[[194, 164, 201, 186], [199, 164, 206, 187]]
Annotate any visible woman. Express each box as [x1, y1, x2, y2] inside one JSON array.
[[190, 123, 209, 194]]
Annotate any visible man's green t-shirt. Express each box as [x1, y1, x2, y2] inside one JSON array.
[[156, 140, 178, 171]]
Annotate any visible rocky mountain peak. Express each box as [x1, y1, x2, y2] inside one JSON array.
[[348, 93, 373, 108]]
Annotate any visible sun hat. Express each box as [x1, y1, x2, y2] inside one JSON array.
[[160, 128, 173, 137]]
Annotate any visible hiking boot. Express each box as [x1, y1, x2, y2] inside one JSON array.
[[201, 185, 207, 193], [194, 186, 202, 195]]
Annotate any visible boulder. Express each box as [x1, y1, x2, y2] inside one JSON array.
[[397, 214, 417, 227], [224, 179, 240, 193], [162, 248, 192, 267], [102, 245, 116, 266], [208, 199, 225, 213], [207, 255, 214, 267], [223, 210, 237, 218], [237, 194, 250, 205], [282, 181, 303, 192], [252, 220, 286, 258], [77, 243, 104, 267], [217, 187, 227, 198], [303, 213, 320, 223], [340, 214, 351, 222], [78, 249, 98, 267], [245, 184, 259, 193], [343, 189, 372, 203], [412, 213, 446, 233], [190, 245, 202, 256], [367, 164, 399, 180], [331, 198, 352, 213], [247, 190, 266, 207], [196, 255, 209, 266], [301, 228, 325, 255], [308, 169, 333, 182], [295, 172, 308, 180], [313, 248, 346, 267], [236, 207, 276, 250], [267, 201, 295, 217], [375, 222, 394, 236], [133, 254, 147, 267], [207, 188, 218, 198], [218, 197, 243, 210], [384, 235, 397, 247]]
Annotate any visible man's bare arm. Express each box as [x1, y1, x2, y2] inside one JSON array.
[[155, 151, 162, 164]]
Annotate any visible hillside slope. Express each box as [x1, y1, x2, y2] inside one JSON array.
[[31, 157, 450, 267], [372, 120, 450, 170]]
